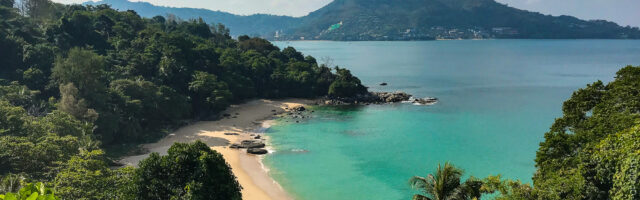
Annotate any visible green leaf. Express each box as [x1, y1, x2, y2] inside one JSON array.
[[26, 192, 38, 200], [36, 182, 45, 195], [2, 193, 17, 200]]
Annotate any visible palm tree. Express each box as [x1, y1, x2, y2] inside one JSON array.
[[409, 162, 483, 200]]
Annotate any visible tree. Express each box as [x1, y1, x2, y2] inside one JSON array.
[[18, 0, 53, 19], [481, 175, 535, 200], [21, 44, 54, 91], [409, 162, 484, 200], [0, 0, 13, 7], [580, 124, 640, 200], [328, 67, 367, 97], [188, 71, 232, 117], [533, 66, 640, 199], [53, 150, 134, 200], [0, 101, 26, 136], [0, 134, 80, 178], [0, 83, 42, 112], [51, 48, 106, 104], [58, 83, 98, 122], [133, 141, 242, 200]]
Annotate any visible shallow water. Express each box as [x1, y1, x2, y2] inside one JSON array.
[[264, 40, 640, 200]]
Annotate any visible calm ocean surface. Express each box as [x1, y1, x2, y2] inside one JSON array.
[[268, 40, 640, 200]]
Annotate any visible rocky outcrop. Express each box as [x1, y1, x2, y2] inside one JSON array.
[[321, 91, 439, 106], [373, 92, 412, 103], [322, 91, 412, 105]]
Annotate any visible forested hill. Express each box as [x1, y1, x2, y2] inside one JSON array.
[[84, 0, 301, 37], [85, 0, 640, 40], [0, 0, 369, 198], [289, 0, 640, 40]]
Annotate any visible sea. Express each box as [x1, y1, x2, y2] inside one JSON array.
[[266, 40, 640, 200]]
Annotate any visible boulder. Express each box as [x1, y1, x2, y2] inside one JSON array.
[[247, 148, 268, 155], [412, 97, 439, 105], [293, 106, 306, 111], [240, 140, 265, 148]]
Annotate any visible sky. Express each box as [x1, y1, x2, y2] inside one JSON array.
[[60, 0, 640, 27]]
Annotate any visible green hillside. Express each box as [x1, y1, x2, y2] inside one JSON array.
[[86, 0, 640, 40], [287, 0, 640, 40]]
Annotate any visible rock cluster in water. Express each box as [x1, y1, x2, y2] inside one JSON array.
[[321, 91, 415, 105], [411, 97, 438, 105]]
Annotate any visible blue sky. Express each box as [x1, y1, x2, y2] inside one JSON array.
[[67, 0, 640, 27]]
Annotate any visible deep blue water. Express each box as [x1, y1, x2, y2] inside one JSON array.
[[264, 40, 640, 200]]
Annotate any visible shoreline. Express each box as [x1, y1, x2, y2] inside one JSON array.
[[119, 99, 315, 200]]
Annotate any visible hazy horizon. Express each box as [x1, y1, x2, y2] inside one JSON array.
[[54, 0, 640, 28]]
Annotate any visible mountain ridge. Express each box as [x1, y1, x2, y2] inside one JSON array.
[[85, 0, 640, 40], [84, 0, 301, 36]]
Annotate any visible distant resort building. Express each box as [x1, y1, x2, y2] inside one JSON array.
[[328, 21, 343, 31]]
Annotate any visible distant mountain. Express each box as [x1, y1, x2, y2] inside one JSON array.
[[84, 0, 300, 37], [289, 0, 640, 40], [85, 0, 640, 40]]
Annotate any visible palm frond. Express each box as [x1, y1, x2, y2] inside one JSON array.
[[413, 194, 433, 200]]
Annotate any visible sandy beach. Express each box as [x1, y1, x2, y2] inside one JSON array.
[[120, 99, 315, 200]]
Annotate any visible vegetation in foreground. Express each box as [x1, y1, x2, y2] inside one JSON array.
[[411, 66, 640, 200], [0, 0, 367, 198]]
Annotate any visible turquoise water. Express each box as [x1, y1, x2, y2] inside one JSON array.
[[266, 40, 640, 200]]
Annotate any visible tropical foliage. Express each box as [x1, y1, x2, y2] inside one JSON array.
[[531, 65, 640, 199], [0, 182, 59, 200], [410, 162, 485, 200], [134, 141, 241, 200], [0, 0, 366, 198], [411, 66, 640, 200]]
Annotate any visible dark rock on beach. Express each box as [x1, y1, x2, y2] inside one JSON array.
[[247, 148, 268, 155], [293, 106, 306, 111], [230, 140, 265, 149], [241, 140, 265, 148]]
